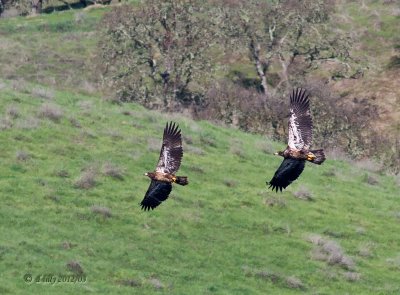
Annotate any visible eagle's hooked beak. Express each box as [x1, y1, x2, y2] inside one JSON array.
[[274, 152, 279, 156], [144, 172, 148, 176]]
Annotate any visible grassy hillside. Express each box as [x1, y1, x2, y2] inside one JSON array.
[[0, 7, 103, 92], [0, 1, 398, 171], [333, 1, 400, 135], [0, 2, 399, 294], [0, 80, 399, 294]]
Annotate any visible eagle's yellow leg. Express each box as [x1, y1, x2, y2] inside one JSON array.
[[307, 153, 316, 161], [172, 176, 177, 183]]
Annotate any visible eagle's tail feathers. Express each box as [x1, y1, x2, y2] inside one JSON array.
[[308, 149, 325, 165], [175, 176, 188, 186]]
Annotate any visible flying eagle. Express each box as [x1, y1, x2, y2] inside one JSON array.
[[140, 122, 188, 210], [267, 88, 326, 192]]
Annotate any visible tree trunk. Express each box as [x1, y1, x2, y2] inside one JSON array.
[[0, 0, 4, 16], [250, 40, 269, 101], [277, 52, 290, 91], [31, 0, 42, 15], [255, 56, 269, 97]]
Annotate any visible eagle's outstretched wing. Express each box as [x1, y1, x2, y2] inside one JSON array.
[[140, 180, 172, 211], [267, 158, 305, 192], [155, 122, 183, 174], [288, 88, 313, 150]]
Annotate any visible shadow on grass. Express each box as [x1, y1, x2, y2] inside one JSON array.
[[42, 0, 111, 14]]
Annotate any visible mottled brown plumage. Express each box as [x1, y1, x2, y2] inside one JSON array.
[[140, 122, 188, 211], [144, 172, 188, 185], [277, 148, 321, 162]]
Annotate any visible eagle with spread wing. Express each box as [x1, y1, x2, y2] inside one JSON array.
[[140, 122, 188, 210], [267, 88, 326, 192]]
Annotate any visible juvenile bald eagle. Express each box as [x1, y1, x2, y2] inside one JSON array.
[[268, 88, 325, 192], [140, 122, 188, 210]]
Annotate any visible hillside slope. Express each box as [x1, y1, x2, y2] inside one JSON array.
[[0, 1, 399, 155], [333, 0, 400, 139], [0, 80, 399, 294]]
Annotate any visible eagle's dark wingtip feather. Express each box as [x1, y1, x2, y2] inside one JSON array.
[[164, 121, 181, 141], [267, 182, 282, 193], [140, 203, 156, 211], [291, 88, 310, 108], [140, 203, 152, 211], [141, 180, 172, 211], [267, 159, 306, 193]]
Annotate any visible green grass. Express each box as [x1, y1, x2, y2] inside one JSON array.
[[337, 1, 399, 66], [0, 80, 399, 294], [0, 7, 105, 92], [0, 3, 399, 293]]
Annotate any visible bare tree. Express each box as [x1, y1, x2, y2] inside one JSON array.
[[0, 0, 43, 16], [0, 0, 4, 16], [31, 0, 42, 14], [100, 0, 220, 110], [219, 0, 354, 100]]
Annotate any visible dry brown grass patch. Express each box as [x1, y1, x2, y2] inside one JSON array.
[[223, 179, 237, 187], [286, 276, 305, 289], [147, 137, 161, 152], [61, 241, 77, 250], [242, 266, 282, 283], [31, 87, 55, 100], [16, 150, 30, 161], [102, 162, 124, 180], [38, 103, 63, 122], [0, 117, 13, 130], [322, 169, 336, 177], [91, 205, 112, 218], [5, 105, 20, 119], [199, 133, 217, 147], [386, 255, 400, 270], [148, 278, 164, 290], [307, 234, 356, 270], [78, 100, 93, 114], [69, 117, 82, 128], [265, 196, 286, 208], [15, 116, 40, 129], [230, 145, 246, 158], [363, 174, 379, 185], [343, 271, 361, 282], [117, 278, 141, 287], [255, 140, 275, 154], [355, 158, 382, 173], [66, 261, 84, 275], [186, 145, 205, 156], [105, 129, 123, 140], [293, 186, 314, 201], [182, 134, 193, 145], [74, 168, 97, 189], [54, 169, 70, 178]]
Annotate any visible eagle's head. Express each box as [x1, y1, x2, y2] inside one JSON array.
[[274, 151, 284, 157], [144, 172, 154, 178]]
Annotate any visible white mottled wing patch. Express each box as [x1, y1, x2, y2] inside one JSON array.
[[287, 88, 313, 150], [156, 148, 168, 173], [155, 122, 183, 174], [288, 108, 304, 149]]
